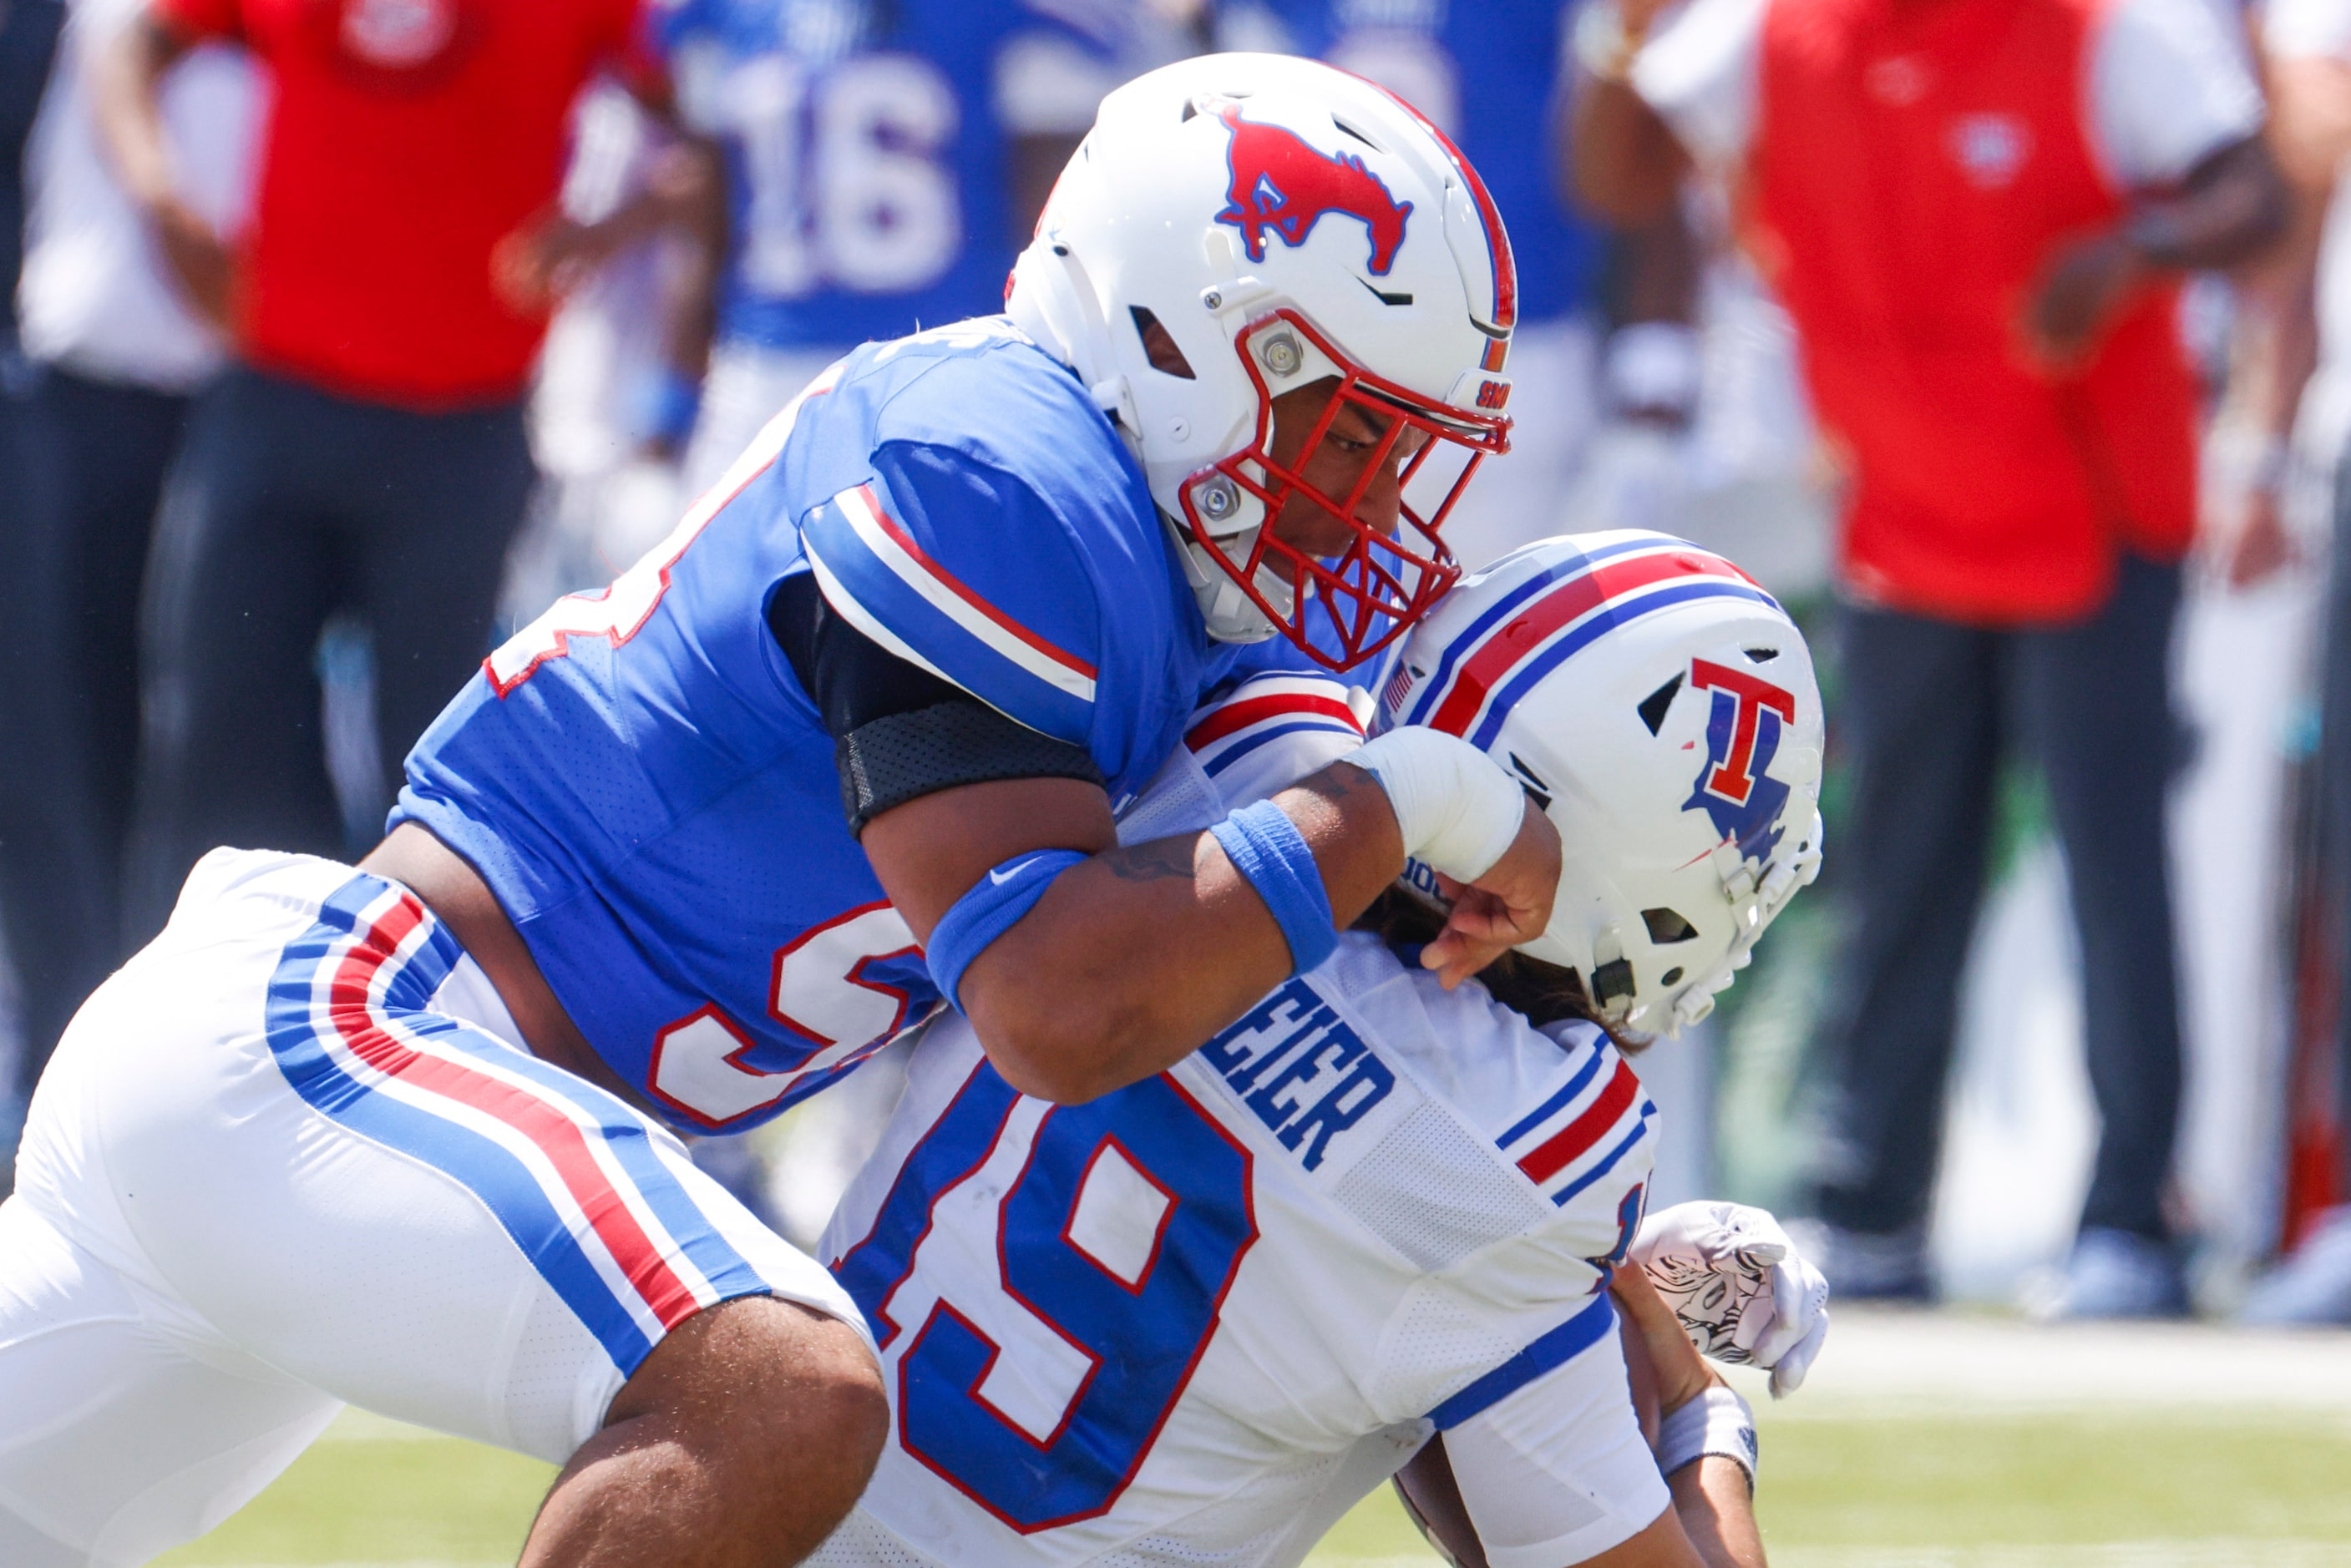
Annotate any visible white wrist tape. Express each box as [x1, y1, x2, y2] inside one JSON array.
[[1655, 1384, 1757, 1490], [1344, 729, 1528, 883]]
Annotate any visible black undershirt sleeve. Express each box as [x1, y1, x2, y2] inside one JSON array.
[[768, 572, 1104, 835]]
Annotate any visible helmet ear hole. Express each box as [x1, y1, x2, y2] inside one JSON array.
[[1129, 307, 1197, 379], [1641, 908, 1698, 944], [1660, 967, 1684, 987], [1637, 675, 1682, 735]]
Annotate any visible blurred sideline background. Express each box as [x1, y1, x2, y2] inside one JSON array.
[[7, 0, 2351, 1557]]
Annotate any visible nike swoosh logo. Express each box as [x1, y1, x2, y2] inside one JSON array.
[[990, 857, 1044, 886]]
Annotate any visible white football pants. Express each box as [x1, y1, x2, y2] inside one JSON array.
[[0, 848, 866, 1567]]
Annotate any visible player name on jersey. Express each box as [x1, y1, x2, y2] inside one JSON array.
[[1198, 976, 1396, 1173]]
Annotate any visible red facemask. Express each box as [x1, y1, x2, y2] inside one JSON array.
[[1176, 310, 1511, 673]]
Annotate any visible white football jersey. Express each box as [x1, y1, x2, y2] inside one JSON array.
[[812, 678, 1663, 1566]]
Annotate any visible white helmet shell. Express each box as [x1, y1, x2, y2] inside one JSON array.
[[1378, 532, 1827, 1034], [1006, 52, 1515, 670]]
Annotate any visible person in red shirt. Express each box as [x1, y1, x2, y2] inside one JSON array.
[[92, 0, 662, 939], [1571, 0, 2286, 1314]]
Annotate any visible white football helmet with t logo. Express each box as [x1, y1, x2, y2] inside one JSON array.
[[1378, 531, 1827, 1034], [1006, 52, 1516, 671]]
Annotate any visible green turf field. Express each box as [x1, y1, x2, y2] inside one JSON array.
[[151, 1396, 2351, 1568]]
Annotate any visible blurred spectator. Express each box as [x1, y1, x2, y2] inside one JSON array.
[[2237, 0, 2351, 1323], [97, 0, 665, 939], [1215, 0, 1690, 569], [0, 0, 63, 342], [0, 0, 64, 1171], [1576, 0, 2284, 1313], [667, 0, 1198, 498], [0, 0, 252, 1163], [495, 87, 718, 689]]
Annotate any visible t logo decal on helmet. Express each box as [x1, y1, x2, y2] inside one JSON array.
[[1683, 659, 1799, 864], [1376, 531, 1827, 1035], [1211, 102, 1413, 276]]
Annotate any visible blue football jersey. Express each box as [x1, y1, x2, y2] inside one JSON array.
[[1226, 0, 1596, 323], [396, 320, 1304, 1135], [653, 0, 1115, 351]]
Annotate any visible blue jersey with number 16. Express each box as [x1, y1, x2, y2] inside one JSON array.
[[654, 0, 1114, 350], [395, 320, 1303, 1136]]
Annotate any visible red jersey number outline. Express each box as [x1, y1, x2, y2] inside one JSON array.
[[647, 900, 922, 1130]]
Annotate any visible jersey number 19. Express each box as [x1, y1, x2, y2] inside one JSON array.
[[836, 1070, 1259, 1531]]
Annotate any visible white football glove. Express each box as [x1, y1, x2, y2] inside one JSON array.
[[1630, 1201, 1830, 1398]]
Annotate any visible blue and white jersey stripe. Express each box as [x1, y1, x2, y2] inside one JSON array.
[[800, 479, 1101, 742], [1183, 672, 1365, 807], [263, 875, 773, 1373]]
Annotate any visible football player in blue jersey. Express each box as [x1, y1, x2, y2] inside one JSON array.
[[0, 53, 1563, 1568], [808, 534, 1829, 1566], [656, 0, 1194, 492]]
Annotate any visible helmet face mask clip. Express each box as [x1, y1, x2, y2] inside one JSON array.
[[1179, 309, 1508, 672]]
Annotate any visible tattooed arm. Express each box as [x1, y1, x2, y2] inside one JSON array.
[[861, 764, 1555, 1103]]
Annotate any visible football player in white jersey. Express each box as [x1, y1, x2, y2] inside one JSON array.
[[810, 532, 1828, 1567]]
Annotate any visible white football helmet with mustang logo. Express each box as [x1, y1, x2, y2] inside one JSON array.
[[1006, 52, 1516, 671]]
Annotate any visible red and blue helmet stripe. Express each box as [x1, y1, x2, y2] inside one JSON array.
[[1335, 68, 1516, 336], [1390, 536, 1780, 752]]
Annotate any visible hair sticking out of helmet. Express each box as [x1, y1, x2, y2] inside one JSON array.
[[1377, 531, 1827, 1035]]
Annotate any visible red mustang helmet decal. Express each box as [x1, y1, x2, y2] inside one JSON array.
[[1213, 102, 1413, 276]]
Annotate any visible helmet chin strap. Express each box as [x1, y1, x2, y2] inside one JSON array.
[[1168, 526, 1284, 645]]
